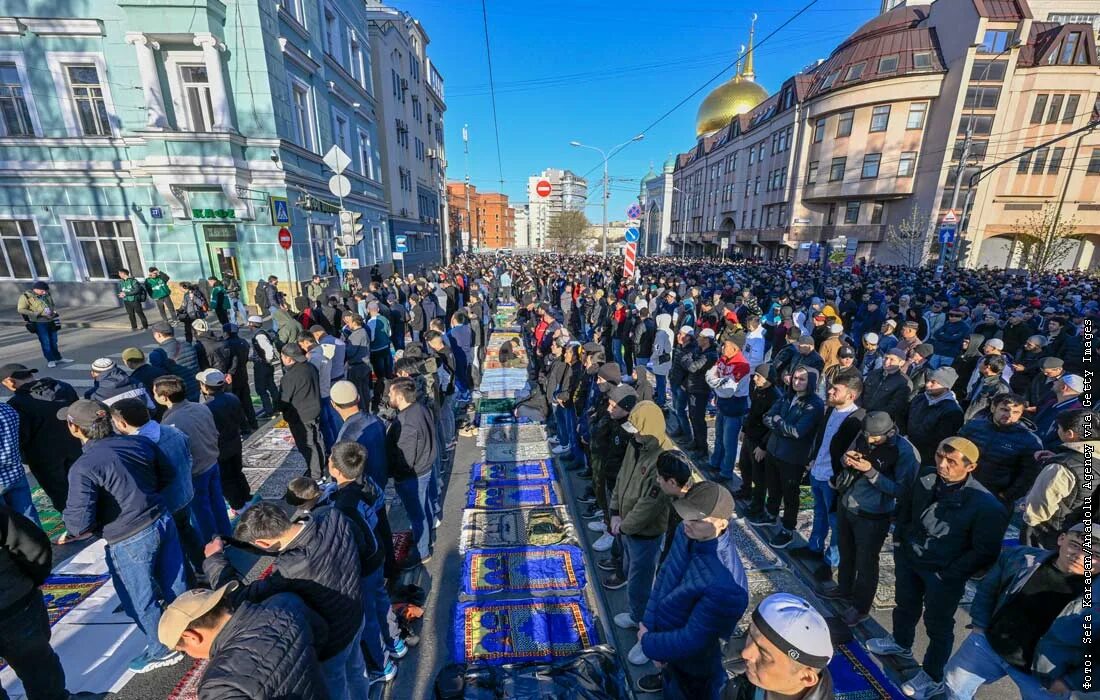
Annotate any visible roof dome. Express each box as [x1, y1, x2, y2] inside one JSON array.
[[694, 15, 768, 138], [663, 153, 677, 173]]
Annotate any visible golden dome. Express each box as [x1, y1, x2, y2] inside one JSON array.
[[695, 77, 769, 137]]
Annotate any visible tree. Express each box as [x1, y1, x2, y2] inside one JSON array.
[[1012, 204, 1079, 273], [884, 203, 931, 268], [546, 210, 590, 254]]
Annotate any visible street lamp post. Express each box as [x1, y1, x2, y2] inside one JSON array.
[[570, 134, 644, 257]]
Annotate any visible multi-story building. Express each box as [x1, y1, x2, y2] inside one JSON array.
[[0, 0, 394, 305], [527, 168, 588, 251], [640, 157, 676, 256], [661, 1, 1100, 269], [366, 0, 446, 271], [475, 192, 514, 249], [513, 204, 531, 249]]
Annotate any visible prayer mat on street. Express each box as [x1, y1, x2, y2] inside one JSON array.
[[460, 506, 578, 553], [478, 397, 516, 415], [455, 644, 630, 699], [166, 659, 207, 700], [455, 595, 599, 665], [393, 529, 416, 569], [832, 642, 907, 700], [484, 441, 552, 463], [463, 546, 586, 595], [467, 482, 562, 509], [31, 486, 65, 541], [729, 519, 784, 572], [482, 413, 533, 426], [41, 573, 112, 626], [478, 423, 549, 447], [471, 460, 556, 483]]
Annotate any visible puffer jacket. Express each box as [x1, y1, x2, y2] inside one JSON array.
[[763, 370, 825, 464], [198, 594, 328, 700], [205, 507, 364, 660], [85, 366, 153, 408], [958, 416, 1044, 504], [835, 433, 919, 518], [931, 318, 971, 357], [651, 314, 675, 376], [861, 368, 912, 418], [905, 390, 964, 465], [969, 547, 1088, 692], [611, 401, 677, 538], [667, 340, 694, 388], [151, 337, 201, 402], [640, 523, 749, 676], [8, 377, 82, 468]]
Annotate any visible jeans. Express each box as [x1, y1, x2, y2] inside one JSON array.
[[611, 338, 625, 372], [395, 473, 433, 560], [319, 398, 340, 452], [105, 514, 186, 658], [191, 465, 232, 544], [654, 373, 667, 407], [553, 405, 573, 451], [228, 298, 248, 325], [440, 393, 457, 449], [808, 477, 838, 566], [836, 507, 891, 614], [711, 413, 742, 478], [892, 550, 968, 681], [0, 476, 41, 528], [687, 393, 709, 454], [320, 621, 370, 700], [671, 386, 690, 436], [764, 454, 804, 531], [622, 533, 662, 623], [34, 321, 61, 362], [0, 592, 68, 700], [269, 305, 280, 331], [359, 570, 390, 672], [930, 354, 955, 369], [173, 506, 204, 587], [944, 632, 1069, 700]]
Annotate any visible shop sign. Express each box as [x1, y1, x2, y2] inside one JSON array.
[[192, 208, 236, 220]]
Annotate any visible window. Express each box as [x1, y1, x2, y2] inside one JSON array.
[[750, 209, 756, 228], [1063, 94, 1080, 123], [964, 86, 1000, 110], [979, 29, 1012, 54], [0, 63, 32, 136], [827, 203, 837, 225], [913, 52, 932, 69], [878, 55, 898, 73], [179, 65, 215, 132], [1046, 94, 1064, 123], [870, 202, 884, 224], [1030, 94, 1048, 124], [323, 9, 339, 60], [869, 105, 890, 132], [332, 112, 349, 154], [765, 206, 774, 227], [821, 71, 840, 90], [813, 117, 825, 143], [1057, 31, 1085, 65], [957, 115, 993, 135], [1031, 147, 1049, 174], [748, 148, 755, 165], [71, 220, 141, 280], [970, 59, 1007, 81], [283, 0, 305, 26], [349, 35, 365, 87], [291, 82, 315, 151], [861, 153, 881, 179], [358, 129, 375, 180], [844, 201, 860, 224], [906, 102, 927, 129], [806, 161, 819, 184], [898, 151, 917, 177], [1088, 149, 1100, 175], [1017, 152, 1031, 173], [0, 220, 46, 279], [754, 176, 760, 195], [844, 63, 865, 81], [829, 157, 846, 181], [1048, 147, 1065, 174], [836, 110, 853, 137], [66, 64, 111, 136], [778, 203, 788, 227]]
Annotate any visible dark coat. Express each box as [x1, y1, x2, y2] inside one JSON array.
[[0, 505, 52, 612], [905, 391, 964, 465], [152, 337, 201, 402], [958, 416, 1044, 503], [743, 381, 781, 445], [763, 372, 824, 465], [861, 368, 912, 418], [8, 377, 82, 467], [205, 392, 246, 460], [385, 401, 438, 481], [279, 360, 321, 425]]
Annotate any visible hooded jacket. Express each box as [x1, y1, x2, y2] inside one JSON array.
[[651, 314, 675, 376], [9, 377, 82, 467], [763, 370, 825, 464], [611, 401, 676, 538], [85, 366, 153, 408], [743, 376, 781, 445], [835, 433, 919, 518], [151, 337, 201, 402], [931, 317, 971, 357], [681, 340, 718, 395], [905, 390, 964, 465]]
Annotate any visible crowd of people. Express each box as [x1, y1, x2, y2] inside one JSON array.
[[0, 253, 1093, 700]]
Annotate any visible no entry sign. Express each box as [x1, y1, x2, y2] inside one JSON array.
[[278, 227, 292, 250], [535, 179, 552, 198]]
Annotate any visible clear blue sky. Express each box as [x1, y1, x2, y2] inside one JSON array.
[[403, 0, 881, 219]]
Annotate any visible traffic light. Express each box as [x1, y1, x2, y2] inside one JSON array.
[[336, 209, 364, 258], [955, 239, 971, 265], [942, 239, 955, 262]]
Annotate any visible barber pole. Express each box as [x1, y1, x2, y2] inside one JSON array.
[[623, 241, 637, 278]]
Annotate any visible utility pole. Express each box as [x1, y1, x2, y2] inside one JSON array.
[[462, 124, 472, 254]]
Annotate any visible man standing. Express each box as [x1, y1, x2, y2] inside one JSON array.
[[220, 323, 257, 431], [904, 367, 964, 467], [197, 369, 253, 515], [343, 312, 373, 411], [17, 281, 71, 367], [635, 482, 749, 696], [385, 377, 438, 566], [279, 344, 325, 481], [144, 267, 175, 324], [682, 328, 718, 460], [867, 437, 1007, 699], [150, 322, 201, 402], [0, 402, 38, 525], [0, 363, 81, 513], [117, 268, 149, 331], [331, 381, 388, 493], [959, 393, 1043, 510], [1022, 409, 1095, 549], [930, 308, 971, 369], [247, 316, 280, 419], [861, 348, 912, 418]]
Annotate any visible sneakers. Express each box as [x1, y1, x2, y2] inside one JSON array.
[[548, 436, 561, 446], [613, 612, 638, 630], [58, 358, 74, 364], [368, 660, 398, 685], [596, 557, 619, 572], [432, 517, 442, 530], [128, 649, 184, 674], [582, 506, 604, 520], [901, 670, 944, 699], [627, 641, 650, 665], [552, 445, 571, 455], [578, 491, 597, 505], [603, 573, 627, 590], [841, 606, 869, 627], [747, 510, 778, 526], [592, 532, 614, 551], [390, 637, 409, 659], [636, 672, 663, 693], [769, 529, 794, 549], [47, 361, 57, 368], [866, 636, 914, 659], [587, 520, 607, 533]]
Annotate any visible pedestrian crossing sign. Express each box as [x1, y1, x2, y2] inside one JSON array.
[[270, 196, 291, 225]]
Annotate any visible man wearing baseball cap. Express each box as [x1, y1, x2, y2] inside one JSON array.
[[868, 437, 1007, 698], [725, 593, 835, 699], [634, 481, 748, 695]]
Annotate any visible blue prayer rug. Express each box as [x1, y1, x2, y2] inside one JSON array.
[[463, 545, 587, 595], [834, 642, 907, 699], [467, 482, 562, 509], [470, 460, 555, 483], [455, 595, 599, 665]]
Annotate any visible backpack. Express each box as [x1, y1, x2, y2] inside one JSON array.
[[134, 283, 148, 303]]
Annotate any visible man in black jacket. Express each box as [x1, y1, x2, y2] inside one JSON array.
[[741, 364, 780, 504], [867, 436, 1007, 699], [220, 323, 258, 431], [0, 363, 81, 512], [0, 504, 69, 700], [197, 369, 253, 513], [861, 348, 912, 417], [683, 328, 718, 459], [385, 377, 438, 565], [905, 367, 964, 466], [958, 393, 1044, 510], [159, 585, 328, 700], [632, 307, 656, 370], [279, 344, 325, 480], [203, 503, 368, 699]]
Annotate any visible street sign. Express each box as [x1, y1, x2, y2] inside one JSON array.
[[277, 227, 292, 250], [626, 203, 641, 219], [329, 175, 352, 199], [395, 234, 409, 253], [269, 196, 291, 225], [392, 251, 405, 260], [337, 257, 360, 270], [942, 210, 958, 225], [150, 207, 163, 219], [624, 227, 640, 243], [939, 224, 956, 244], [535, 179, 552, 198], [322, 145, 352, 174]]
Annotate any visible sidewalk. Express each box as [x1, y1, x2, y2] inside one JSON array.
[[0, 305, 134, 330]]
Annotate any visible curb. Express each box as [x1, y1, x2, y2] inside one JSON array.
[[0, 319, 136, 331]]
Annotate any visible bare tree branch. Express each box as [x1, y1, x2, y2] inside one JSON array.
[[546, 210, 590, 254], [1011, 204, 1079, 274], [884, 203, 931, 268]]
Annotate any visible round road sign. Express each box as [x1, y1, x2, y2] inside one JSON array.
[[278, 227, 292, 250], [535, 179, 552, 198]]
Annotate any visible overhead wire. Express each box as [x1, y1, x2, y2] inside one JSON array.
[[479, 0, 506, 195]]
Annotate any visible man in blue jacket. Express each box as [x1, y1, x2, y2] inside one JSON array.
[[943, 522, 1088, 699], [636, 481, 748, 697], [930, 308, 971, 369]]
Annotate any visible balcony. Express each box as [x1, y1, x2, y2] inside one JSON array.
[[789, 224, 886, 242], [802, 177, 915, 202]]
